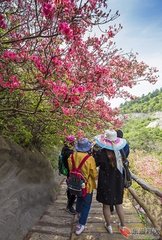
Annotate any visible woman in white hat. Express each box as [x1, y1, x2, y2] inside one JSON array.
[[94, 129, 131, 237]]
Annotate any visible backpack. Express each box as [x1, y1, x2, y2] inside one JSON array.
[[58, 153, 68, 176], [120, 149, 132, 188], [123, 159, 132, 188], [67, 153, 90, 197]]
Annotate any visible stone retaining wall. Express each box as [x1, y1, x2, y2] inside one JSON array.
[[0, 136, 59, 240]]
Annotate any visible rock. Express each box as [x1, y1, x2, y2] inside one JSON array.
[[121, 111, 162, 130], [146, 120, 160, 128]]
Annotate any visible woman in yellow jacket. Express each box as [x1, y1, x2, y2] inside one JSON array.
[[68, 138, 98, 235]]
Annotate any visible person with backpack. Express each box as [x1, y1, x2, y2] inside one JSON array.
[[67, 138, 98, 235], [60, 135, 77, 215], [93, 129, 131, 238]]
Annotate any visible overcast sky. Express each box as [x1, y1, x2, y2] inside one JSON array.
[[107, 0, 162, 107]]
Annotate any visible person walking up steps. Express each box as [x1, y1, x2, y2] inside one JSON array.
[[93, 129, 131, 238], [60, 135, 77, 215], [68, 138, 98, 235]]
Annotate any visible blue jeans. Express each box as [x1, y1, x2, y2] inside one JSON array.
[[76, 192, 93, 225]]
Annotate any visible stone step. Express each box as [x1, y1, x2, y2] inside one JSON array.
[[25, 180, 159, 240]]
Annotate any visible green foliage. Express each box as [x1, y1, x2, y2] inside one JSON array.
[[46, 145, 61, 169], [120, 88, 162, 113], [3, 118, 33, 146], [0, 85, 99, 170], [0, 88, 58, 149], [123, 118, 162, 156]]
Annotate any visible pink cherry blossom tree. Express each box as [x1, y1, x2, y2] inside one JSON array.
[[0, 0, 159, 146]]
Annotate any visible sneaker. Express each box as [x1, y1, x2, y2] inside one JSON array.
[[104, 223, 113, 234], [66, 206, 76, 215], [118, 224, 131, 238], [75, 224, 85, 235]]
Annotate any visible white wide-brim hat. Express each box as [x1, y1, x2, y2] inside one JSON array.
[[94, 129, 127, 150]]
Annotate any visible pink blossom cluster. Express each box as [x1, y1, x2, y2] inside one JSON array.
[[58, 22, 73, 40], [61, 106, 76, 116], [3, 50, 19, 61], [0, 75, 20, 89], [71, 86, 86, 95], [0, 14, 6, 29], [67, 95, 80, 105], [89, 0, 97, 8], [30, 55, 46, 74], [52, 57, 63, 67], [51, 81, 68, 97], [107, 30, 114, 38], [42, 2, 55, 19]]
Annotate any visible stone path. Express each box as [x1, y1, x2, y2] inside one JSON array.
[[24, 180, 159, 240]]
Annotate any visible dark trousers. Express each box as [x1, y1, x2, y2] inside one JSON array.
[[76, 192, 93, 225], [67, 189, 76, 208]]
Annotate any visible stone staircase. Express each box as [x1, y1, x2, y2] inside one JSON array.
[[24, 180, 159, 240]]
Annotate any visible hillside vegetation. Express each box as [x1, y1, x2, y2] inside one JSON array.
[[120, 88, 162, 189], [120, 88, 162, 113], [122, 118, 162, 155], [120, 88, 162, 155]]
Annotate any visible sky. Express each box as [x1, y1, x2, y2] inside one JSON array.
[[106, 0, 162, 107]]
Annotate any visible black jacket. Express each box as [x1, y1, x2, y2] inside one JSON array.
[[61, 145, 73, 176]]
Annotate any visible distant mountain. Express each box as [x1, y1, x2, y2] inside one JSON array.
[[120, 88, 162, 113]]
